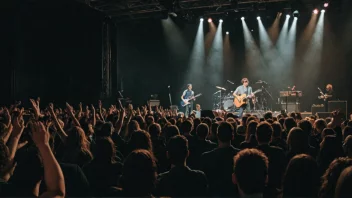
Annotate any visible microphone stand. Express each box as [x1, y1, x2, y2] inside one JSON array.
[[168, 86, 172, 107]]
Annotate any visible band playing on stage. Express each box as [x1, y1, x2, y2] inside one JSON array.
[[181, 80, 337, 118]]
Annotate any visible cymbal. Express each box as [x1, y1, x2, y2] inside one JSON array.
[[256, 80, 267, 84], [216, 86, 226, 91]]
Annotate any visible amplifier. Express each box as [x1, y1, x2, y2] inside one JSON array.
[[311, 104, 325, 115], [316, 112, 332, 119], [328, 101, 347, 119], [281, 103, 300, 112]]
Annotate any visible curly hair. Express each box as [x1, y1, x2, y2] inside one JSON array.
[[319, 157, 352, 198]]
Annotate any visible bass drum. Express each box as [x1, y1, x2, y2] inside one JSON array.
[[223, 99, 234, 111]]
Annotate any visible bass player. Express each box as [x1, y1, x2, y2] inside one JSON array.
[[181, 84, 195, 118], [233, 78, 254, 118]]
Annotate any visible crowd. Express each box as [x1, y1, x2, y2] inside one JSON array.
[[1, 98, 352, 198]]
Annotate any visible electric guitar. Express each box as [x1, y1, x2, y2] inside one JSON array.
[[318, 87, 332, 101], [181, 93, 202, 107], [233, 89, 262, 108]]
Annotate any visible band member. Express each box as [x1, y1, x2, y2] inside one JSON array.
[[181, 84, 195, 118], [194, 104, 201, 118], [233, 78, 254, 118], [324, 84, 334, 111]]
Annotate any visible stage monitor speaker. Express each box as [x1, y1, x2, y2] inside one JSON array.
[[149, 100, 160, 107], [312, 104, 325, 115], [316, 112, 332, 119], [201, 110, 215, 119], [281, 103, 300, 112], [328, 101, 347, 119], [301, 112, 312, 119]]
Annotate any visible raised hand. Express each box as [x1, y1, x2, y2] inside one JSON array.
[[3, 107, 11, 127], [12, 113, 25, 138], [65, 102, 73, 113], [30, 99, 41, 120], [31, 121, 50, 147]]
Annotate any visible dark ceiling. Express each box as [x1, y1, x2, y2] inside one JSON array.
[[75, 0, 338, 22]]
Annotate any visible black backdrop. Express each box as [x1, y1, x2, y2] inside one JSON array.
[[1, 0, 352, 113]]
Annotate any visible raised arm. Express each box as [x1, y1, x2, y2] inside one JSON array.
[[114, 100, 125, 134], [91, 104, 96, 127], [32, 121, 65, 198], [66, 102, 81, 127], [48, 103, 68, 142]]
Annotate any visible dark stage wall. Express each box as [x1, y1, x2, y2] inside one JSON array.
[[0, 0, 103, 107], [115, 3, 352, 113]]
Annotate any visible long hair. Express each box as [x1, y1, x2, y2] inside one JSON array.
[[121, 149, 157, 196], [245, 120, 258, 142], [319, 157, 352, 198], [128, 130, 153, 154], [94, 137, 117, 164], [65, 126, 93, 160]]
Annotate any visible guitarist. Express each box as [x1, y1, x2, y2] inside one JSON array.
[[181, 84, 195, 118], [233, 78, 254, 118]]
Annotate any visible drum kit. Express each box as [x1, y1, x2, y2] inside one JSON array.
[[213, 80, 273, 112]]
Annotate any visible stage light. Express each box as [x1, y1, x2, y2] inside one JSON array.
[[208, 18, 212, 23], [241, 17, 245, 20], [200, 18, 204, 22], [313, 9, 319, 14], [286, 14, 290, 18], [324, 3, 329, 8], [257, 16, 261, 20], [219, 19, 223, 23], [293, 10, 300, 18], [321, 9, 326, 13], [226, 31, 229, 35]]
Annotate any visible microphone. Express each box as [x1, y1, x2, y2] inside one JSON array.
[[227, 80, 234, 84]]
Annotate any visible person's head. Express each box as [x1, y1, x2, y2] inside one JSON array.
[[322, 128, 336, 139], [263, 111, 273, 121], [284, 117, 297, 132], [315, 118, 327, 133], [121, 149, 157, 196], [196, 104, 201, 111], [146, 115, 155, 127], [66, 126, 91, 152], [320, 157, 352, 198], [326, 84, 333, 91], [227, 118, 238, 133], [94, 137, 117, 163], [164, 125, 180, 142], [343, 126, 352, 141], [335, 166, 352, 198], [187, 84, 192, 90], [217, 121, 234, 144], [128, 130, 153, 154], [298, 119, 313, 136], [287, 127, 309, 152], [126, 120, 140, 139], [167, 135, 189, 166], [148, 123, 161, 138], [283, 154, 320, 197], [96, 122, 113, 138], [196, 123, 209, 140], [233, 149, 268, 196], [241, 78, 249, 87], [180, 120, 193, 135], [202, 117, 212, 129], [245, 120, 258, 142], [241, 115, 249, 127], [271, 121, 283, 139], [319, 135, 344, 170], [133, 115, 146, 130], [210, 122, 219, 140], [256, 122, 273, 144], [343, 135, 352, 157]]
